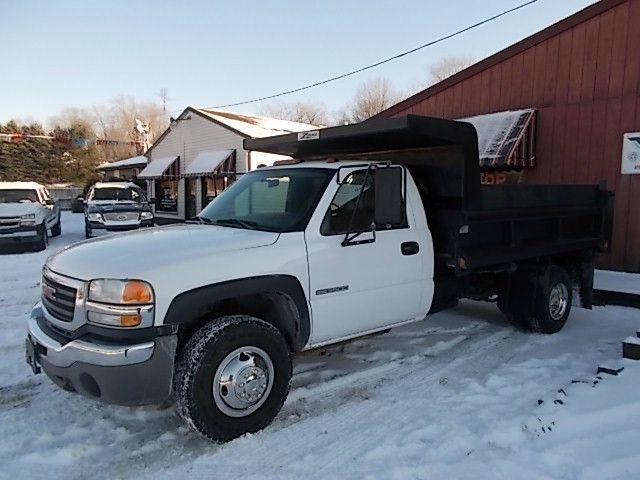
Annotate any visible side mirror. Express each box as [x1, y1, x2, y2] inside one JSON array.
[[45, 199, 55, 206], [374, 167, 404, 228]]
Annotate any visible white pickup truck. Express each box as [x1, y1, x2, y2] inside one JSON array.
[[0, 181, 61, 251], [25, 116, 612, 442]]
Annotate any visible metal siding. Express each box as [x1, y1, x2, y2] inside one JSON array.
[[510, 53, 524, 108], [580, 16, 600, 102], [531, 43, 548, 106], [608, 3, 630, 97], [499, 57, 514, 111], [452, 83, 463, 119], [574, 101, 594, 184], [594, 9, 615, 99], [562, 103, 580, 183], [521, 48, 536, 107], [543, 35, 560, 105], [623, 0, 640, 95], [567, 22, 586, 105], [554, 29, 573, 106]]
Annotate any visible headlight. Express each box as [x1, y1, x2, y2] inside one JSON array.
[[87, 279, 154, 328], [20, 213, 36, 226], [140, 211, 153, 220], [88, 279, 154, 304], [87, 212, 102, 222]]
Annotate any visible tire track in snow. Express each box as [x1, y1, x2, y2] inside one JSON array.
[[150, 328, 524, 480]]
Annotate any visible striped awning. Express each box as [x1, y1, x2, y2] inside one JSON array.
[[459, 109, 536, 170], [137, 156, 179, 179], [183, 150, 236, 177]]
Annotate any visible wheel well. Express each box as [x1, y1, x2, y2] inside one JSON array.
[[176, 291, 302, 352]]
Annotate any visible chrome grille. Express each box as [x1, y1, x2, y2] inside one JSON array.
[[103, 212, 139, 222], [0, 216, 20, 229], [42, 275, 77, 322]]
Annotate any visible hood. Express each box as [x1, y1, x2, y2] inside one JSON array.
[[47, 224, 279, 280], [0, 202, 40, 217]]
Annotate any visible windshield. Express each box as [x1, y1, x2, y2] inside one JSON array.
[[0, 189, 39, 203], [89, 187, 144, 203], [198, 168, 334, 232]]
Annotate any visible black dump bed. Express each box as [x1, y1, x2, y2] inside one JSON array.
[[245, 115, 613, 273]]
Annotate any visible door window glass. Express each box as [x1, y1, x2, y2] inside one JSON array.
[[321, 170, 375, 235], [321, 169, 406, 235]]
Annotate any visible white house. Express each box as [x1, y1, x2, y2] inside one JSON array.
[[138, 107, 318, 223]]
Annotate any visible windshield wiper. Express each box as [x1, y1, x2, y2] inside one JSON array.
[[212, 218, 260, 230]]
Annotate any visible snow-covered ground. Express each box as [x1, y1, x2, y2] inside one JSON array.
[[1, 212, 639, 480]]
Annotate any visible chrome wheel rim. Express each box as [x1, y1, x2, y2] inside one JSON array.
[[549, 283, 569, 320], [212, 346, 274, 418]]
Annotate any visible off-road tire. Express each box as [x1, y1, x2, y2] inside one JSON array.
[[499, 266, 572, 334], [175, 315, 292, 442], [528, 266, 572, 334], [50, 215, 61, 237], [33, 224, 48, 251]]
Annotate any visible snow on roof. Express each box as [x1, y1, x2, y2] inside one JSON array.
[[194, 108, 319, 138], [184, 150, 234, 177], [138, 156, 178, 179], [458, 109, 535, 167], [96, 155, 148, 171], [0, 181, 43, 189]]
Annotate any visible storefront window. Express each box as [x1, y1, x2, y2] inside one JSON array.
[[201, 176, 234, 209], [155, 179, 178, 212]]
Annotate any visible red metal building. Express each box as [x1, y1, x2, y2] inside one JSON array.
[[379, 0, 640, 272]]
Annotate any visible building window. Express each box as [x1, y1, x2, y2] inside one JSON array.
[[155, 179, 178, 212], [201, 175, 235, 209]]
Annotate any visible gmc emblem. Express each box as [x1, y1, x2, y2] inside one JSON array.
[[42, 284, 56, 301]]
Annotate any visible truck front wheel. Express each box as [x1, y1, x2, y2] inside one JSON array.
[[32, 224, 48, 251], [174, 315, 292, 442], [51, 214, 61, 237]]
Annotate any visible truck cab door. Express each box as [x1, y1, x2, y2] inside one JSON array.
[[304, 165, 427, 345]]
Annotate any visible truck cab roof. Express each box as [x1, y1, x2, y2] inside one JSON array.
[[92, 182, 140, 190]]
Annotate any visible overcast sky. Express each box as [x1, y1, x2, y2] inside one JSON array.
[[0, 0, 597, 125]]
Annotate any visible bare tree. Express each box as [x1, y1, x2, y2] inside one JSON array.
[[342, 77, 401, 123], [428, 55, 475, 85], [259, 101, 330, 126], [51, 97, 168, 161]]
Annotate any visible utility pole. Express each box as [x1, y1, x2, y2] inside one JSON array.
[[157, 87, 171, 113]]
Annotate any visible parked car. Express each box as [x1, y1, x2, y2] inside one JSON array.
[[25, 116, 612, 442], [0, 181, 61, 251], [83, 182, 154, 238]]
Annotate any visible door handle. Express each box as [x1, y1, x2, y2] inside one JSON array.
[[401, 241, 419, 255]]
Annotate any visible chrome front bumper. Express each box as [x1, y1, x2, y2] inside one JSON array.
[[27, 310, 154, 368], [26, 303, 177, 406]]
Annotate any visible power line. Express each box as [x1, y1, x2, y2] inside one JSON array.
[[211, 0, 539, 109]]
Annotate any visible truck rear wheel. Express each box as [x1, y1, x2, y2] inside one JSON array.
[[529, 266, 572, 334], [175, 315, 292, 442], [500, 265, 572, 334]]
